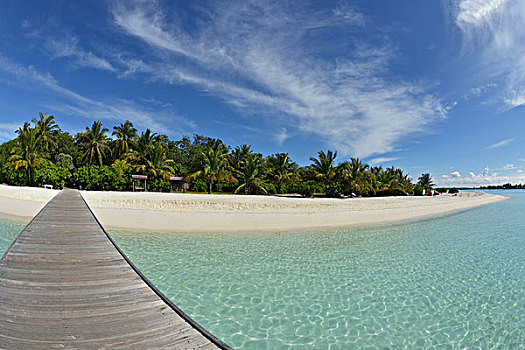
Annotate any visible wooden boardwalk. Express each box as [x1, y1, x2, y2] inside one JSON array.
[[0, 189, 232, 349]]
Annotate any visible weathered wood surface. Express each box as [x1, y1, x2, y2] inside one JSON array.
[[0, 189, 230, 349]]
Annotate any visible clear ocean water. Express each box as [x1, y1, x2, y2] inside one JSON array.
[[1, 191, 523, 348], [0, 219, 25, 258]]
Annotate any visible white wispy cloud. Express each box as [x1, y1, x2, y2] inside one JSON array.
[[273, 127, 289, 146], [333, 2, 366, 26], [442, 171, 461, 178], [485, 137, 516, 149], [0, 54, 194, 136], [0, 122, 23, 142], [439, 166, 525, 186], [45, 36, 115, 71], [111, 0, 445, 157], [453, 0, 525, 108], [464, 83, 498, 99], [456, 0, 508, 28], [370, 157, 400, 165]]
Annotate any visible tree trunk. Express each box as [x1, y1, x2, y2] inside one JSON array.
[[27, 166, 32, 186], [208, 180, 213, 194]]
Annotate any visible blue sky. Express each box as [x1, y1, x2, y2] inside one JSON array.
[[0, 0, 524, 186]]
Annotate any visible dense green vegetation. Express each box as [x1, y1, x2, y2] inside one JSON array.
[[0, 113, 439, 197]]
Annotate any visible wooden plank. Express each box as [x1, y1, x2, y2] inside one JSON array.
[[0, 189, 232, 349]]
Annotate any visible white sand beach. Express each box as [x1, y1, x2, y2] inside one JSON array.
[[81, 190, 506, 233], [0, 184, 59, 221], [0, 185, 506, 232]]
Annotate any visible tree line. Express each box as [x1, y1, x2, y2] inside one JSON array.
[[0, 113, 439, 196]]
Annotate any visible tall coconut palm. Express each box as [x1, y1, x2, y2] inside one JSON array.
[[185, 142, 234, 194], [365, 166, 390, 196], [9, 123, 46, 186], [132, 129, 158, 157], [234, 153, 267, 195], [417, 173, 434, 189], [230, 144, 253, 171], [137, 142, 175, 179], [78, 121, 109, 166], [398, 173, 414, 194], [310, 150, 337, 186], [32, 112, 59, 152], [267, 153, 297, 193], [112, 120, 137, 159], [341, 157, 369, 194]]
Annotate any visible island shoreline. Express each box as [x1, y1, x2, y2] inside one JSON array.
[[0, 185, 507, 233]]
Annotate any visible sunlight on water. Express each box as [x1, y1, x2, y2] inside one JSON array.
[[105, 191, 522, 348]]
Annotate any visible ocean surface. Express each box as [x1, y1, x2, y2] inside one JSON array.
[[1, 191, 523, 348], [0, 219, 25, 257]]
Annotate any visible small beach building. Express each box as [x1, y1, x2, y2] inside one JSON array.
[[169, 176, 189, 192], [132, 175, 148, 192]]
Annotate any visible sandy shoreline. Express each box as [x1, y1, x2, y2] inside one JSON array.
[[0, 185, 59, 222], [0, 185, 507, 232], [82, 190, 507, 233]]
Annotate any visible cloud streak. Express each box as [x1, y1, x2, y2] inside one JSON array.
[[485, 137, 516, 149], [45, 36, 115, 71], [453, 0, 525, 108], [112, 0, 445, 157], [370, 157, 400, 165], [0, 54, 194, 136]]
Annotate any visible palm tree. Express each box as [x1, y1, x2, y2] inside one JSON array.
[[234, 153, 267, 195], [185, 142, 234, 194], [310, 150, 337, 186], [341, 157, 369, 194], [418, 173, 434, 189], [32, 112, 59, 152], [230, 144, 253, 171], [138, 142, 176, 179], [111, 159, 131, 175], [267, 153, 297, 194], [78, 121, 110, 166], [112, 120, 137, 159], [132, 129, 158, 157], [9, 123, 46, 186], [398, 173, 414, 194]]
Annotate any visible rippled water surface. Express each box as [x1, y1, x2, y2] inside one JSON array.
[[107, 191, 522, 348], [0, 219, 25, 256]]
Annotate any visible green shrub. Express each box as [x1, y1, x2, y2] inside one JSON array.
[[2, 163, 28, 186], [33, 162, 71, 189], [215, 181, 237, 193], [413, 185, 425, 196], [148, 177, 170, 192], [265, 183, 277, 195], [55, 153, 74, 170], [283, 180, 324, 197], [73, 165, 130, 191], [449, 188, 459, 194], [189, 179, 207, 192]]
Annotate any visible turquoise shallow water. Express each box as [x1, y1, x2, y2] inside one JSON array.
[[0, 192, 523, 348], [109, 190, 525, 349], [109, 191, 524, 349], [0, 219, 25, 257]]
